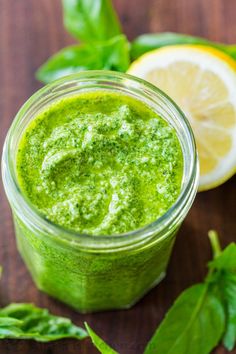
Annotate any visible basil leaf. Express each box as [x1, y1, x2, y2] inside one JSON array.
[[36, 35, 130, 84], [0, 317, 23, 327], [0, 303, 87, 342], [130, 32, 236, 61], [36, 44, 103, 83], [144, 283, 225, 354], [84, 322, 118, 354], [62, 0, 121, 42], [221, 273, 236, 350]]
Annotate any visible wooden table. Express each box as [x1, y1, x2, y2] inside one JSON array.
[[0, 0, 236, 353]]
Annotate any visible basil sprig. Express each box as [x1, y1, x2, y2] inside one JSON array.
[[36, 0, 130, 83], [144, 231, 236, 354]]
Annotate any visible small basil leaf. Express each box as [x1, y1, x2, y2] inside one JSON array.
[[221, 273, 236, 351], [0, 317, 26, 340], [130, 32, 236, 61], [62, 0, 121, 42], [209, 243, 236, 272], [144, 283, 225, 354], [36, 35, 130, 84], [36, 44, 103, 83], [0, 303, 87, 342], [84, 322, 118, 354], [0, 317, 23, 327]]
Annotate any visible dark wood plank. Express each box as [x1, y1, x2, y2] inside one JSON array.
[[0, 0, 236, 353]]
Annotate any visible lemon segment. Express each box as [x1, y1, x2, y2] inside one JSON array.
[[128, 45, 236, 190]]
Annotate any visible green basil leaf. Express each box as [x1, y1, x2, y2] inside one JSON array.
[[36, 35, 130, 84], [209, 243, 236, 271], [84, 322, 118, 354], [62, 0, 121, 42], [221, 273, 236, 350], [0, 317, 23, 327], [130, 32, 236, 61], [0, 303, 87, 342], [36, 44, 103, 83], [144, 283, 225, 354]]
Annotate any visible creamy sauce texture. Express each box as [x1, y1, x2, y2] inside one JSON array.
[[17, 92, 183, 235]]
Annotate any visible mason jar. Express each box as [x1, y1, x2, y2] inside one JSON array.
[[2, 71, 199, 313]]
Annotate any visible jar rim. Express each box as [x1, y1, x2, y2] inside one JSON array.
[[2, 70, 199, 251]]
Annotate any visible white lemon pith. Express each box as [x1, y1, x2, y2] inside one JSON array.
[[128, 45, 236, 190]]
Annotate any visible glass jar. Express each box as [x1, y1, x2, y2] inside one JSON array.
[[2, 71, 199, 313]]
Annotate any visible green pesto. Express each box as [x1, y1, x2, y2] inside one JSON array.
[[16, 91, 183, 235]]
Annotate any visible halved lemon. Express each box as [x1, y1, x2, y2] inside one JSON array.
[[128, 45, 236, 191]]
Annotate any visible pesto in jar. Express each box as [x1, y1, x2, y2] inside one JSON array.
[[17, 91, 183, 235]]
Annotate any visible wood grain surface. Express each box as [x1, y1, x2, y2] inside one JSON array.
[[0, 0, 236, 353]]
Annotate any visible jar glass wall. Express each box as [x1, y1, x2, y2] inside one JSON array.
[[2, 71, 199, 313]]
